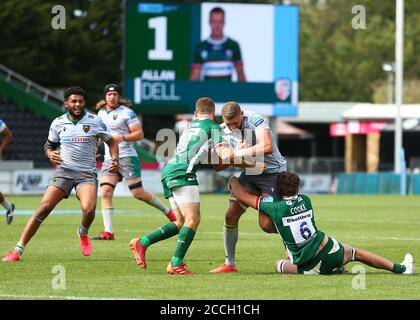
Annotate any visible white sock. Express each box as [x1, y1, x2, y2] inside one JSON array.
[[148, 196, 170, 215], [1, 200, 11, 210], [15, 242, 24, 256], [224, 224, 238, 266], [102, 208, 114, 233]]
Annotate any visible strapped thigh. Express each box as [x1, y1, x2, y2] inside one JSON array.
[[128, 181, 143, 190], [100, 182, 116, 189]]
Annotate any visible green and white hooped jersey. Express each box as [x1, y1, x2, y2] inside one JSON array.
[[98, 105, 140, 161], [257, 194, 325, 265], [48, 111, 112, 173], [220, 110, 287, 174], [161, 118, 225, 182], [192, 37, 243, 81], [0, 118, 7, 133]]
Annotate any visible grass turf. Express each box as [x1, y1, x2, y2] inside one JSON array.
[[0, 194, 418, 300]]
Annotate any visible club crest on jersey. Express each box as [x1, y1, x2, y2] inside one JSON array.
[[83, 125, 90, 133], [113, 114, 118, 121]]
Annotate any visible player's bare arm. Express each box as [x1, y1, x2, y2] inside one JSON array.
[[231, 128, 273, 159], [114, 123, 143, 143], [44, 139, 62, 165], [105, 137, 120, 173], [229, 176, 259, 209]]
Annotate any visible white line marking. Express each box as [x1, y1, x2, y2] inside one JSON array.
[[0, 294, 142, 300]]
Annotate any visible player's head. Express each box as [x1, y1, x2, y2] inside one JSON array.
[[277, 172, 300, 197], [195, 97, 216, 118], [103, 83, 121, 108], [221, 101, 243, 130], [64, 86, 86, 118], [209, 7, 225, 39]]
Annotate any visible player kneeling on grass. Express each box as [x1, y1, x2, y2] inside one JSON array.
[[2, 87, 119, 262], [229, 171, 414, 275]]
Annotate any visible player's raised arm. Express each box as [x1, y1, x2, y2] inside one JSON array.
[[228, 176, 259, 209]]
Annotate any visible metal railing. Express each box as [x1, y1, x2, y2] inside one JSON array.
[[0, 63, 64, 110]]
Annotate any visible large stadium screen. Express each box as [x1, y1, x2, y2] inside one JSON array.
[[124, 1, 299, 116]]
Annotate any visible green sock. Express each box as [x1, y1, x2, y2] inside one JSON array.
[[140, 222, 179, 248], [392, 263, 406, 274], [171, 226, 196, 266]]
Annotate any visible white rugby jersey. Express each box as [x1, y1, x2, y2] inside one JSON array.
[[0, 118, 7, 133], [220, 110, 287, 173], [98, 105, 140, 160], [48, 111, 112, 172]]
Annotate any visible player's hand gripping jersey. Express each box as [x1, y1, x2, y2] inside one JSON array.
[[220, 110, 287, 173]]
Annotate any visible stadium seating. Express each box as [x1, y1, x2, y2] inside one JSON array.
[[0, 97, 51, 168]]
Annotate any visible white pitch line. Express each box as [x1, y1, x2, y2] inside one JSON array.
[[0, 294, 142, 300]]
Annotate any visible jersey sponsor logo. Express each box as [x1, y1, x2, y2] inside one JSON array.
[[61, 136, 92, 143], [88, 114, 94, 119], [83, 125, 90, 133], [113, 114, 118, 120], [284, 211, 312, 224], [108, 124, 118, 129], [261, 196, 274, 203]]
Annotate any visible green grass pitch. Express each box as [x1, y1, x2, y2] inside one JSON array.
[[0, 194, 418, 300]]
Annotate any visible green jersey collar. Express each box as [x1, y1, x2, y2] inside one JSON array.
[[66, 111, 86, 125]]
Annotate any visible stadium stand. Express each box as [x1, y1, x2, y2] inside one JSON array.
[[0, 97, 52, 168]]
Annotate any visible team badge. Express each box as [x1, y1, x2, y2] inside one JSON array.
[[83, 125, 90, 133], [113, 114, 118, 120], [275, 78, 291, 101]]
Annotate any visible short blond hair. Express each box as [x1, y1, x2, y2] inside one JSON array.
[[195, 97, 215, 115], [221, 101, 241, 120]]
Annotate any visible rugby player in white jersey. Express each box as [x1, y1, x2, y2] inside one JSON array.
[[93, 84, 176, 241], [2, 87, 119, 262], [210, 102, 287, 273]]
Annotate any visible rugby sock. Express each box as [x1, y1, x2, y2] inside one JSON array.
[[147, 195, 171, 215], [140, 222, 179, 248], [1, 200, 11, 211], [14, 242, 24, 256], [171, 226, 196, 266], [102, 208, 114, 233], [77, 224, 89, 237], [224, 224, 238, 266], [392, 263, 406, 274]]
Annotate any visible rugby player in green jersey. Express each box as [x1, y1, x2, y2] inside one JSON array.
[[129, 97, 255, 275], [229, 171, 414, 275]]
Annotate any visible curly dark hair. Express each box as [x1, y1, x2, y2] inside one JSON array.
[[277, 172, 300, 197], [64, 87, 85, 100]]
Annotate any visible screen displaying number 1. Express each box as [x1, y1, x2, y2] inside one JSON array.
[[148, 16, 173, 61]]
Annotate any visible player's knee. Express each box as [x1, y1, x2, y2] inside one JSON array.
[[38, 201, 54, 216], [184, 215, 200, 229], [101, 187, 114, 199]]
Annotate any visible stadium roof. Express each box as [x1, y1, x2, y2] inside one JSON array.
[[342, 103, 420, 120]]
